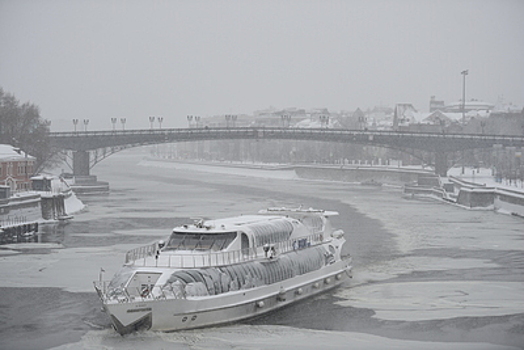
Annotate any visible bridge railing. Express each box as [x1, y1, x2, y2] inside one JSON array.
[[49, 126, 524, 141], [49, 127, 524, 156]]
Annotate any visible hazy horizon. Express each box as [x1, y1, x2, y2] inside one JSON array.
[[1, 0, 523, 131]]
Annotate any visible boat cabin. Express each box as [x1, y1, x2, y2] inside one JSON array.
[[163, 214, 317, 254]]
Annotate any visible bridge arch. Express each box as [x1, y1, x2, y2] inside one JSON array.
[[48, 127, 524, 177]]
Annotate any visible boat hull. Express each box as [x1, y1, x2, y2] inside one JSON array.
[[103, 259, 351, 334]]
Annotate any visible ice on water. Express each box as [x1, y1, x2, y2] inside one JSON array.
[[2, 159, 523, 349], [49, 325, 517, 350], [0, 244, 130, 292]]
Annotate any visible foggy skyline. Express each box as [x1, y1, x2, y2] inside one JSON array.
[[1, 0, 523, 131]]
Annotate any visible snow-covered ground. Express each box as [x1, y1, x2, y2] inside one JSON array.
[[447, 166, 523, 190]]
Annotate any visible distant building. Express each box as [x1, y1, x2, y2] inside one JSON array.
[[444, 99, 494, 113], [421, 110, 453, 126], [365, 106, 394, 130], [353, 108, 366, 130], [429, 96, 445, 112], [253, 107, 309, 127], [0, 144, 36, 192], [393, 103, 418, 130], [490, 98, 523, 120]]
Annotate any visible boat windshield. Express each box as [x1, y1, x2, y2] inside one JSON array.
[[165, 231, 237, 251]]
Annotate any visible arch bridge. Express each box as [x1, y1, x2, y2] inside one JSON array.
[[48, 127, 524, 177]]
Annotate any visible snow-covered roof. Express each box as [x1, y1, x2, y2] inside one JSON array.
[[411, 109, 490, 124], [293, 117, 343, 128], [294, 118, 323, 128], [174, 214, 288, 233], [492, 102, 523, 113], [0, 144, 36, 161], [445, 100, 494, 111]]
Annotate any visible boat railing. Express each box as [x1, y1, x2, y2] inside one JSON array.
[[124, 232, 327, 269], [125, 242, 158, 264], [94, 280, 173, 303]]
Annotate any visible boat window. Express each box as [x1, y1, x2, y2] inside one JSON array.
[[165, 231, 237, 251], [300, 216, 324, 233], [241, 233, 250, 253], [107, 266, 134, 289], [249, 219, 294, 247]]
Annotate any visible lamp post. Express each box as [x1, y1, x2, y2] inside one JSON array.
[[83, 119, 89, 132], [319, 115, 329, 128], [194, 116, 200, 128], [158, 116, 163, 129], [111, 118, 117, 131], [149, 116, 155, 129], [187, 115, 193, 127], [281, 114, 291, 127], [460, 69, 468, 174], [461, 69, 468, 125], [439, 118, 445, 134], [72, 119, 79, 132], [120, 118, 126, 131], [358, 115, 366, 130], [225, 114, 231, 128]]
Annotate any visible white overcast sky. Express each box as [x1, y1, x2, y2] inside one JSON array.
[[1, 0, 523, 131]]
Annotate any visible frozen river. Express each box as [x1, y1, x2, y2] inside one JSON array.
[[1, 150, 523, 350]]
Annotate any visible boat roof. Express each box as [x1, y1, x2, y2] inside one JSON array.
[[174, 215, 288, 233], [259, 207, 339, 217], [172, 208, 337, 234]]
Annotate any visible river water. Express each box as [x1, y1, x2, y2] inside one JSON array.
[[1, 149, 523, 350]]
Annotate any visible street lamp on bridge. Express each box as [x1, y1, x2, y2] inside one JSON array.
[[83, 119, 89, 132], [319, 115, 330, 128], [149, 116, 155, 129], [72, 119, 79, 132], [120, 118, 126, 131], [187, 115, 193, 127], [225, 114, 237, 128], [194, 116, 200, 128], [281, 114, 291, 127], [111, 118, 117, 131], [158, 116, 163, 129]]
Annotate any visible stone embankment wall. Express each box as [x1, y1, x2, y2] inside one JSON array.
[[41, 188, 77, 220], [494, 188, 524, 217], [294, 166, 425, 186], [0, 194, 42, 244], [71, 175, 110, 194], [41, 195, 66, 220], [449, 177, 524, 216], [293, 165, 524, 217], [0, 193, 42, 223], [0, 222, 39, 244]]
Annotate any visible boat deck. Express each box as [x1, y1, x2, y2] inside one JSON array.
[[125, 232, 328, 269]]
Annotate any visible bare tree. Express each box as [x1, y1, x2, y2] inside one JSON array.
[[0, 88, 52, 172]]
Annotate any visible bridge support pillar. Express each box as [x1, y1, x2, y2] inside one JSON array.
[[434, 152, 448, 177], [73, 151, 90, 176]]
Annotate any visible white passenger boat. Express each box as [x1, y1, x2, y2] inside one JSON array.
[[94, 207, 352, 334]]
